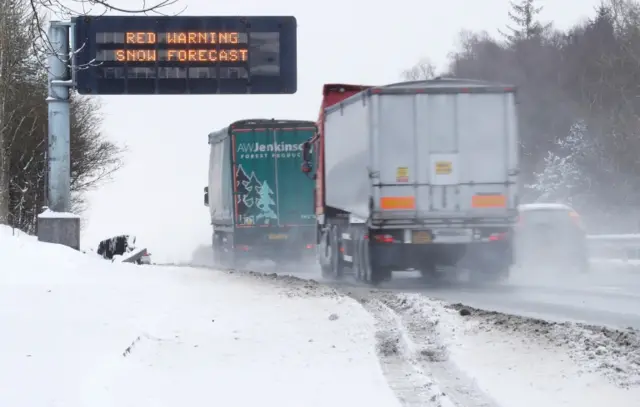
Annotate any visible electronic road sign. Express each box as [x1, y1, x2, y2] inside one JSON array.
[[72, 15, 297, 95]]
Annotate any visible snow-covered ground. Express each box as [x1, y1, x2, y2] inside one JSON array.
[[0, 226, 399, 407], [375, 293, 640, 406], [3, 225, 640, 406]]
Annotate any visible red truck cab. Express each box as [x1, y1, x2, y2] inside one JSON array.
[[303, 84, 373, 217]]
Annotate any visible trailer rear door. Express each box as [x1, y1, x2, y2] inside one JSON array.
[[232, 124, 316, 227], [372, 83, 519, 222]]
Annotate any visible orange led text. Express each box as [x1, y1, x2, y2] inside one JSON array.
[[125, 32, 156, 44], [114, 49, 249, 62], [125, 31, 240, 44]]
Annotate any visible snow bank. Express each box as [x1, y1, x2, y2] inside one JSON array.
[[383, 293, 640, 407], [0, 225, 110, 284], [0, 226, 401, 407]]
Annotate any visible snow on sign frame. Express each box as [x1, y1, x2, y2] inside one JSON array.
[[72, 15, 297, 95]]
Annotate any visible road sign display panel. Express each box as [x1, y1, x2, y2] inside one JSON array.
[[72, 15, 297, 95]]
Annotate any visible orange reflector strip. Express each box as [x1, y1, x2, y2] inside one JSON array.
[[380, 196, 415, 210], [472, 194, 506, 208]]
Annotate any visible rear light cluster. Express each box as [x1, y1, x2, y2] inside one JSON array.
[[516, 210, 585, 229], [488, 232, 508, 241], [568, 211, 584, 229], [372, 234, 394, 243]]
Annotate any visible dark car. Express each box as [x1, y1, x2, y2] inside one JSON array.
[[514, 203, 589, 273]]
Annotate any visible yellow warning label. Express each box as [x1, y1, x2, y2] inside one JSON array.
[[268, 233, 288, 240], [396, 167, 409, 182], [412, 230, 432, 243], [435, 161, 452, 175]]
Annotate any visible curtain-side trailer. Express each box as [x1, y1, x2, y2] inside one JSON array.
[[302, 79, 520, 285], [205, 118, 317, 268]]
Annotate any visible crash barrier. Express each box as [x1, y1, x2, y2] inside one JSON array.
[[586, 234, 640, 262]]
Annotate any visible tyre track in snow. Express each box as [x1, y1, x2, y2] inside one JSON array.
[[348, 289, 500, 407], [353, 293, 451, 407]]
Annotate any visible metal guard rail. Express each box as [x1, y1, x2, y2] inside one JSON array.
[[586, 234, 640, 261]]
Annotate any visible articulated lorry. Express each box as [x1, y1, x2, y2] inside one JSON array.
[[301, 79, 520, 284], [205, 118, 317, 268]]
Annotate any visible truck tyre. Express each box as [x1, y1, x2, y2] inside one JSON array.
[[469, 260, 509, 285], [318, 228, 333, 278], [361, 239, 387, 286], [419, 263, 442, 282], [352, 230, 365, 281], [328, 225, 345, 279]]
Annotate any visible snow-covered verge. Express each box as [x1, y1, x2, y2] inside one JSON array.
[[233, 267, 640, 406], [0, 226, 402, 407], [377, 293, 640, 407]]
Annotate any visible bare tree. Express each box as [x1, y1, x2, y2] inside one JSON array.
[[0, 0, 36, 224], [0, 0, 125, 232], [69, 94, 124, 211], [32, 0, 181, 18], [402, 58, 437, 80]]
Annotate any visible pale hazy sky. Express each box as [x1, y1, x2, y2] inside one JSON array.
[[76, 0, 602, 262]]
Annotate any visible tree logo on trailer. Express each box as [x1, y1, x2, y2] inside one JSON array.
[[235, 165, 278, 225]]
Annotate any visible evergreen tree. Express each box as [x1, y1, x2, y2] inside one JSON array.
[[499, 0, 550, 43]]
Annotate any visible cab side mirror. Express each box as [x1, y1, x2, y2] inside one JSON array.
[[301, 141, 313, 174], [204, 186, 209, 206], [302, 141, 311, 162]]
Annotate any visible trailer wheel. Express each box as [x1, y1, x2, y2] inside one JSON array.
[[419, 263, 442, 282], [469, 259, 509, 285], [361, 239, 386, 286], [352, 230, 364, 281], [328, 225, 345, 279], [318, 228, 333, 278]]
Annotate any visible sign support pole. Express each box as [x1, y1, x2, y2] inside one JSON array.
[[37, 20, 81, 250]]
